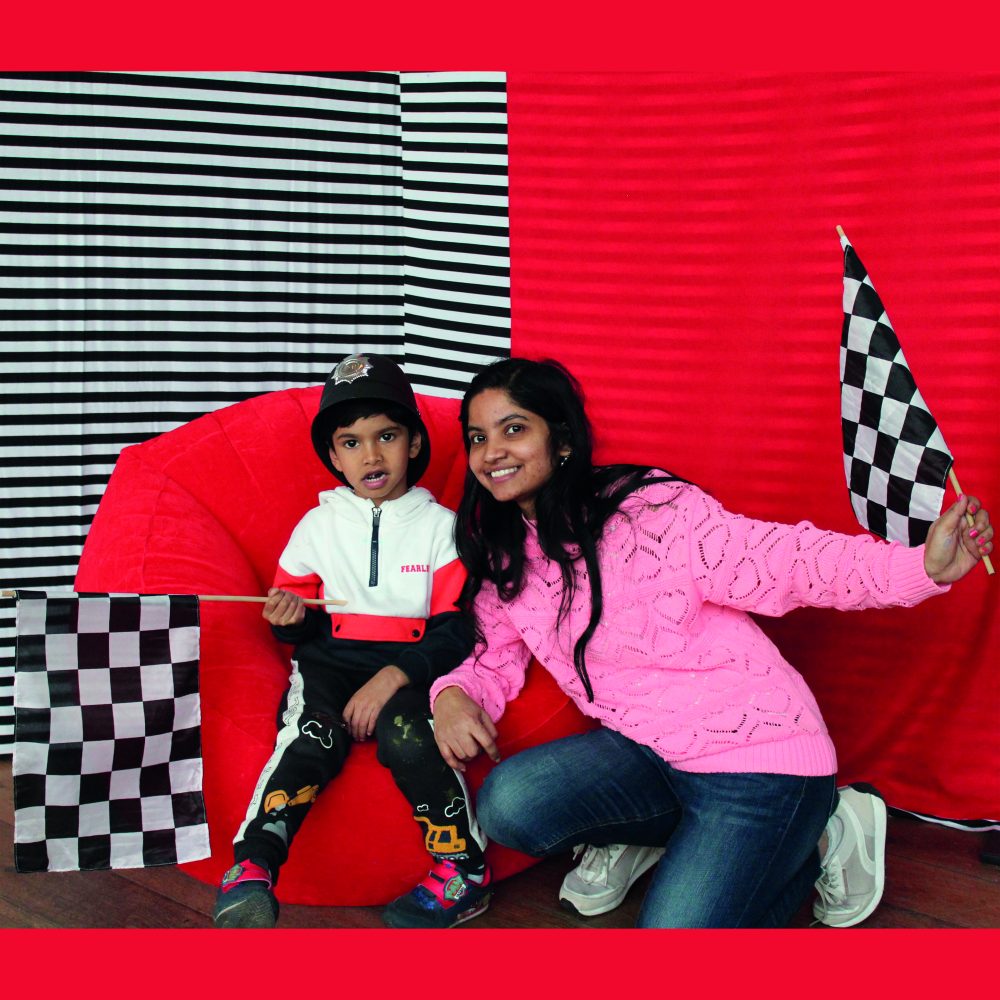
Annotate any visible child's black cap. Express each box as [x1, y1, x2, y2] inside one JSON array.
[[310, 354, 431, 485]]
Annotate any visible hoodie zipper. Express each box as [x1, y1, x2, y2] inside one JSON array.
[[369, 507, 382, 586]]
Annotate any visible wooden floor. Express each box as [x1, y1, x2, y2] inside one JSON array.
[[2, 757, 998, 929]]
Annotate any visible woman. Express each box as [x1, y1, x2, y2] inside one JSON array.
[[429, 358, 992, 928]]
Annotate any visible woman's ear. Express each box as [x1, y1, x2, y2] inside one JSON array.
[[553, 422, 572, 451]]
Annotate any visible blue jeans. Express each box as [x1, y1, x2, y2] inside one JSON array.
[[477, 727, 837, 927]]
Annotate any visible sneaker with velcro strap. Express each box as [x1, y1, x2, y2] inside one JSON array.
[[212, 859, 279, 928], [382, 858, 493, 929]]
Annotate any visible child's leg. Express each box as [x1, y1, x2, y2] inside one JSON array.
[[214, 660, 357, 927], [374, 686, 486, 872], [375, 686, 492, 928], [233, 663, 354, 876]]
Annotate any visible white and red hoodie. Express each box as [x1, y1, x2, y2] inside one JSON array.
[[272, 486, 469, 686]]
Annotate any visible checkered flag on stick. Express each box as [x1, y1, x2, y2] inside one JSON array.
[[12, 592, 211, 872], [839, 228, 955, 546]]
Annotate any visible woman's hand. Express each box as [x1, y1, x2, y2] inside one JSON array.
[[432, 686, 501, 772], [924, 495, 993, 584], [262, 587, 306, 626], [342, 665, 409, 741]]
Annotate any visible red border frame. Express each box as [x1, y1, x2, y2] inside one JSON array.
[[3, 0, 997, 986], [5, 0, 1000, 70]]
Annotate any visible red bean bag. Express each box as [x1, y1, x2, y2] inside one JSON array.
[[74, 386, 595, 905]]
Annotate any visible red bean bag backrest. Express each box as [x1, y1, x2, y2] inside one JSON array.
[[76, 386, 594, 905]]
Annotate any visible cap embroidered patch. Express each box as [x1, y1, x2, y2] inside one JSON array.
[[333, 354, 373, 385]]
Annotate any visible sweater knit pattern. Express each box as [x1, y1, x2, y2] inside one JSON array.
[[431, 482, 947, 776]]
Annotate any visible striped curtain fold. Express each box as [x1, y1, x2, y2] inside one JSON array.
[[0, 71, 510, 750]]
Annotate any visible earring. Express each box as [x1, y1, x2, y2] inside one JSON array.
[[559, 453, 570, 467]]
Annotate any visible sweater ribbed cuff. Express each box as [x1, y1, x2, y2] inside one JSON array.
[[895, 544, 951, 605], [429, 677, 475, 712]]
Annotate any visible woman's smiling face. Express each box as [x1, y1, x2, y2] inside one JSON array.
[[466, 388, 568, 520]]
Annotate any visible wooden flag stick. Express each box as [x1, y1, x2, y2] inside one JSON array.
[[1, 590, 347, 606], [948, 469, 995, 576], [199, 595, 348, 606]]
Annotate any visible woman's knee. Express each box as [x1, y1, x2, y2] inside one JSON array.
[[476, 762, 549, 856]]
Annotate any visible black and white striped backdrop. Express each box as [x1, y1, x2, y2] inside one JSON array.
[[0, 71, 510, 750]]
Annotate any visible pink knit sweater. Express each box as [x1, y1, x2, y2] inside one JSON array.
[[430, 481, 948, 776]]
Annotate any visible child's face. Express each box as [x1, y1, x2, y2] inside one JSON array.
[[328, 413, 421, 506]]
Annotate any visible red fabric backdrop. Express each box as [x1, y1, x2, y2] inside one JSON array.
[[505, 73, 1000, 820]]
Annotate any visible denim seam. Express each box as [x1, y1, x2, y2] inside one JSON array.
[[532, 806, 678, 856]]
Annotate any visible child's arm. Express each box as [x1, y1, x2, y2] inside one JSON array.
[[342, 665, 409, 741], [340, 614, 473, 741], [268, 524, 329, 644], [265, 590, 330, 645], [389, 610, 474, 686], [262, 587, 306, 626]]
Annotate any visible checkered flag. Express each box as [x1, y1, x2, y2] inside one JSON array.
[[839, 230, 953, 545], [13, 593, 211, 872]]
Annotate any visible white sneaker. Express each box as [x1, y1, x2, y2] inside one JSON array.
[[813, 783, 887, 927], [558, 843, 665, 916]]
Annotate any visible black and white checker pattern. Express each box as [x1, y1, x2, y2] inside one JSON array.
[[12, 593, 210, 872], [840, 233, 953, 546]]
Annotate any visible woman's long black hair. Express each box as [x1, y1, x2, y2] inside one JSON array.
[[456, 358, 685, 702]]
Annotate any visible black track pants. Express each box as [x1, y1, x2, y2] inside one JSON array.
[[232, 660, 485, 880]]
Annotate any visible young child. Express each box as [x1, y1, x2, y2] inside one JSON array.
[[212, 353, 491, 929]]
